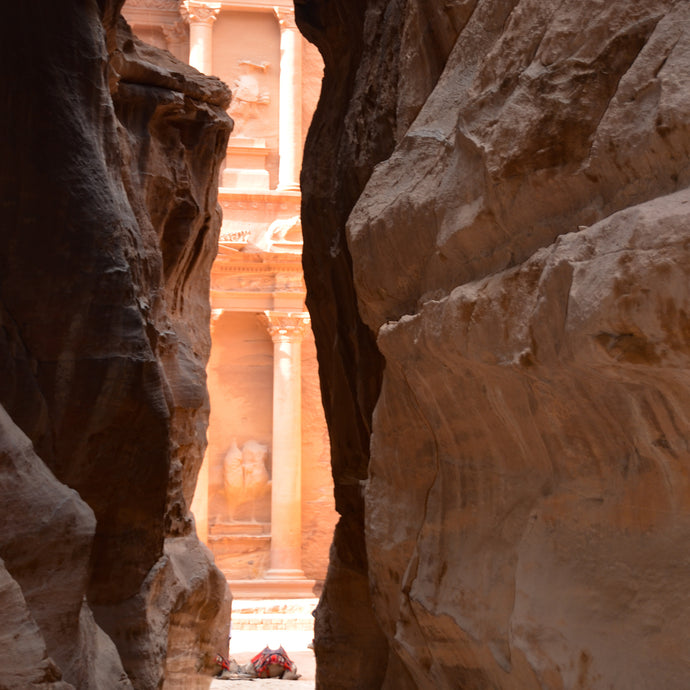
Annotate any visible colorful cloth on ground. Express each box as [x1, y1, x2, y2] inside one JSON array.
[[250, 645, 296, 678], [215, 654, 232, 672]]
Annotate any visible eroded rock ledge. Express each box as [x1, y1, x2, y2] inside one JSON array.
[[298, 0, 690, 688], [0, 2, 232, 688]]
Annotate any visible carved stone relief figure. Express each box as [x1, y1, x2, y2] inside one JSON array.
[[223, 439, 271, 521], [228, 60, 271, 137], [242, 215, 302, 253], [223, 439, 243, 516]]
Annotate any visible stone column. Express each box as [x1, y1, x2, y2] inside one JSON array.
[[264, 311, 309, 578], [181, 1, 221, 74], [274, 8, 303, 191]]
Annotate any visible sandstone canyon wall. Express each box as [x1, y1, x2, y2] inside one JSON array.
[[298, 0, 690, 688], [0, 2, 232, 688]]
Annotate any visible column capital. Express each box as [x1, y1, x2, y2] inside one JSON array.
[[262, 311, 310, 343], [273, 6, 297, 30], [181, 1, 221, 24]]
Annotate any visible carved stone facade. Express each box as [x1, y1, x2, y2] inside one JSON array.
[[122, 0, 334, 599]]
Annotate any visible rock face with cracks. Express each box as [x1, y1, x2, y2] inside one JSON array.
[[298, 0, 690, 687], [0, 2, 232, 688]]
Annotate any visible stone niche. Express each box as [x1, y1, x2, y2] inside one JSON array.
[[297, 0, 690, 688]]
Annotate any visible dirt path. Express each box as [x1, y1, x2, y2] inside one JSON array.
[[210, 680, 314, 689]]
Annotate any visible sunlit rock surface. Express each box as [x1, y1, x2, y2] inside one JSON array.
[[298, 0, 690, 687], [0, 2, 232, 688]]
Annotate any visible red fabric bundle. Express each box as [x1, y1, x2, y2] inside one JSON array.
[[250, 645, 296, 678]]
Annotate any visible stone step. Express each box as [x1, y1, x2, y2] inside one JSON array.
[[209, 521, 270, 537], [231, 598, 317, 632]]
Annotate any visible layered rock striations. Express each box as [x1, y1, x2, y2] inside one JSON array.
[[298, 0, 690, 687], [0, 2, 232, 688]]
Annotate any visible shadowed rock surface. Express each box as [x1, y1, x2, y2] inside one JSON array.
[[298, 0, 690, 688], [0, 2, 232, 687]]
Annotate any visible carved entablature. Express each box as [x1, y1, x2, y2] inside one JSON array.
[[220, 196, 301, 214], [211, 249, 305, 294], [213, 271, 303, 294], [121, 0, 181, 30]]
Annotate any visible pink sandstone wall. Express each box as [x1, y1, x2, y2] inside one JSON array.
[[213, 11, 281, 187]]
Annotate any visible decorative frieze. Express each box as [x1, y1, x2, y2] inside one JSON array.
[[212, 252, 303, 276], [212, 272, 304, 294], [220, 228, 251, 243], [220, 201, 300, 212]]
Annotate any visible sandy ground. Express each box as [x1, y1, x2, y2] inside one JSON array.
[[210, 629, 315, 690], [210, 680, 314, 689]]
